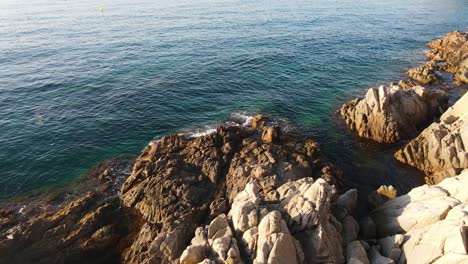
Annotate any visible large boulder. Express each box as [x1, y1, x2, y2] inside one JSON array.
[[395, 92, 468, 183], [371, 170, 468, 263], [340, 85, 448, 143]]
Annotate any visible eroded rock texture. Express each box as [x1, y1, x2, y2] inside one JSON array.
[[0, 159, 133, 264], [406, 61, 438, 85], [181, 178, 364, 264], [369, 170, 468, 264], [395, 92, 468, 183], [426, 31, 468, 85], [340, 85, 448, 143], [119, 123, 344, 264]]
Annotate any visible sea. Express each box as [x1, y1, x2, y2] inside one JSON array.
[[1, 0, 467, 202]]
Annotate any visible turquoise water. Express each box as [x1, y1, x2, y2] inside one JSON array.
[[0, 0, 467, 199]]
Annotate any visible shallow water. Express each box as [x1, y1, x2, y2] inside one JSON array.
[[0, 0, 467, 200]]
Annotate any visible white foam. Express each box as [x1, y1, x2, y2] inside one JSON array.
[[189, 128, 217, 138], [230, 112, 254, 127]]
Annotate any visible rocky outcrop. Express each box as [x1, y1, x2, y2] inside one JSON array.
[[395, 92, 468, 183], [181, 177, 363, 264], [368, 170, 468, 263], [339, 85, 448, 143], [0, 159, 133, 264], [426, 31, 468, 85], [0, 121, 346, 264], [406, 61, 438, 85]]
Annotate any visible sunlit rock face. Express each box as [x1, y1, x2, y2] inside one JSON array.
[[395, 92, 468, 184], [340, 85, 448, 143], [370, 170, 468, 264], [426, 31, 468, 86]]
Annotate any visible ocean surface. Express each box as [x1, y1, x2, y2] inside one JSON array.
[[1, 0, 467, 200]]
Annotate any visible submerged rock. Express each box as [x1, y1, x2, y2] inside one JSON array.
[[340, 85, 448, 143], [395, 92, 468, 183]]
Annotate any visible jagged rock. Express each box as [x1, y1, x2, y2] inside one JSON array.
[[180, 214, 242, 264], [395, 92, 468, 183], [406, 61, 438, 84], [368, 185, 397, 210], [255, 211, 298, 264], [397, 79, 419, 90], [0, 159, 132, 264], [261, 126, 281, 144], [340, 85, 448, 143], [0, 120, 345, 264], [276, 178, 345, 263], [426, 31, 468, 85], [346, 241, 369, 264], [251, 114, 269, 129], [225, 130, 341, 203], [228, 182, 260, 234]]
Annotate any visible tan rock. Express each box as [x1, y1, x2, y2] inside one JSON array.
[[395, 92, 468, 183], [254, 211, 297, 264], [426, 31, 468, 85], [261, 126, 281, 144], [251, 114, 269, 129], [406, 61, 438, 84], [340, 85, 448, 143]]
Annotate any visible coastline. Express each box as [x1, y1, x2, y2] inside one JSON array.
[[0, 31, 467, 263]]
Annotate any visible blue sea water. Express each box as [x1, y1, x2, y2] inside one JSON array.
[[0, 0, 467, 199]]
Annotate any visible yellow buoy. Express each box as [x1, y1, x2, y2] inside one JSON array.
[[100, 6, 104, 13]]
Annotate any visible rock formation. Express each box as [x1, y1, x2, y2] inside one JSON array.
[[406, 61, 438, 85], [403, 31, 468, 86], [181, 178, 363, 264], [0, 121, 347, 264], [339, 85, 448, 143], [0, 159, 133, 264], [368, 170, 468, 263], [426, 31, 468, 85], [395, 92, 468, 183]]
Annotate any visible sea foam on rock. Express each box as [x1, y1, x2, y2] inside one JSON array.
[[340, 84, 448, 143]]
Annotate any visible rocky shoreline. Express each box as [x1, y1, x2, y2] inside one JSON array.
[[0, 31, 467, 264]]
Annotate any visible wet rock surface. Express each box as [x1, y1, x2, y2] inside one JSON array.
[[339, 85, 448, 143]]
